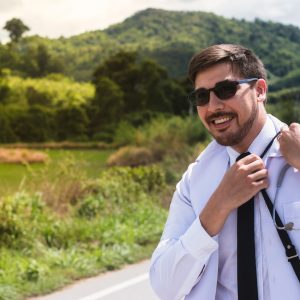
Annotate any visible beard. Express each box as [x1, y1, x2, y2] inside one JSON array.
[[207, 103, 258, 146]]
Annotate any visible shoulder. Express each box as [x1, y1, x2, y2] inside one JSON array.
[[184, 140, 227, 180], [195, 140, 226, 163]]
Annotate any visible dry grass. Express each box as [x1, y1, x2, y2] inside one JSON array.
[[107, 146, 155, 167], [40, 179, 86, 215], [0, 148, 48, 164], [1, 141, 112, 150]]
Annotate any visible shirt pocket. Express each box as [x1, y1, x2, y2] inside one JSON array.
[[283, 202, 300, 229]]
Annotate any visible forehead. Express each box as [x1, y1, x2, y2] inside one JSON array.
[[194, 63, 240, 89]]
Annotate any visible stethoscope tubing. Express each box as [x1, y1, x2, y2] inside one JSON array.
[[272, 163, 296, 231]]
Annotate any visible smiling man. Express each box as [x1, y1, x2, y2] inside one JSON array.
[[149, 44, 300, 300]]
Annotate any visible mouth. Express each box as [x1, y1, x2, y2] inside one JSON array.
[[210, 115, 235, 130]]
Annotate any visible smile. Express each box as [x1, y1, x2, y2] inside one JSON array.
[[213, 117, 233, 124], [211, 116, 234, 126]]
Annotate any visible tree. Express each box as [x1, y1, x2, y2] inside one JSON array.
[[0, 105, 17, 142], [93, 51, 189, 116], [3, 18, 30, 43], [56, 106, 89, 141], [88, 76, 124, 138], [93, 51, 141, 113], [36, 44, 50, 77]]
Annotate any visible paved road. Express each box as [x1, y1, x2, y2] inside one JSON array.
[[28, 260, 159, 300]]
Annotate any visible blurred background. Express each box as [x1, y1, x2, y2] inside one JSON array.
[[0, 0, 299, 299]]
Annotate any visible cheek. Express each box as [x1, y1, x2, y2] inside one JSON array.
[[196, 107, 205, 122], [197, 107, 210, 128]]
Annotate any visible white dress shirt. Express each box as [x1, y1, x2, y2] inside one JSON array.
[[150, 115, 300, 300]]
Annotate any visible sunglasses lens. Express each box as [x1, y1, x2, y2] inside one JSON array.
[[193, 89, 209, 106], [189, 81, 240, 106], [215, 83, 238, 100]]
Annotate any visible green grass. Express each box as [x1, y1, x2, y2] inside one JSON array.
[[0, 149, 112, 195], [0, 165, 168, 300]]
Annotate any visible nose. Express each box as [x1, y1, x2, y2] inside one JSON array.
[[207, 91, 225, 111]]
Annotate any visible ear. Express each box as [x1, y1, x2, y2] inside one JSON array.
[[255, 79, 267, 103]]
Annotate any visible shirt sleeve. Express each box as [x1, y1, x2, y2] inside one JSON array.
[[149, 164, 218, 300]]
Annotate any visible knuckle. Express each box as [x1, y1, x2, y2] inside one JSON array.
[[246, 175, 253, 184], [258, 160, 265, 168], [236, 163, 245, 172]]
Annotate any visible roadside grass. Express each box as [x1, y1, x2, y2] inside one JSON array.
[[0, 165, 168, 300], [0, 116, 209, 300]]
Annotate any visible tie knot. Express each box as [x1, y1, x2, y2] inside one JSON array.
[[236, 151, 251, 162]]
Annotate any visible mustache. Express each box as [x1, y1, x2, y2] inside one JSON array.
[[206, 112, 237, 123]]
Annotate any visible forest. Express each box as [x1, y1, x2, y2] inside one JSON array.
[[0, 8, 300, 145]]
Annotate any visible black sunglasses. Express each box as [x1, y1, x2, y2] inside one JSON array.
[[188, 78, 258, 106]]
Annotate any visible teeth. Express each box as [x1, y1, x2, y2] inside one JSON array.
[[214, 117, 231, 124]]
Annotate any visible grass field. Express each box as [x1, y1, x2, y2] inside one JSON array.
[[0, 149, 112, 195]]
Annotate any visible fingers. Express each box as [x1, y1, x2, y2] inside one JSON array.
[[234, 154, 268, 190], [278, 123, 300, 141], [277, 123, 300, 170], [252, 177, 269, 189], [248, 168, 268, 181], [236, 154, 265, 172], [236, 153, 259, 165]]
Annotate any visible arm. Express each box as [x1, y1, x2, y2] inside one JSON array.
[[278, 123, 300, 170], [150, 166, 218, 300]]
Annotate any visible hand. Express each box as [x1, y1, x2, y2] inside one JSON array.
[[278, 123, 300, 170], [216, 154, 269, 209], [200, 154, 268, 236]]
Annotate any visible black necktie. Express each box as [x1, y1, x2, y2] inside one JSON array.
[[236, 152, 258, 300]]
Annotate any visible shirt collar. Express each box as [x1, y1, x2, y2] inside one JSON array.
[[226, 117, 277, 166]]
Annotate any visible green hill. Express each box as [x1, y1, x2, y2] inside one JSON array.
[[2, 8, 300, 81]]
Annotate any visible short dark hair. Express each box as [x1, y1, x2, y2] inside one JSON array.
[[188, 44, 267, 85]]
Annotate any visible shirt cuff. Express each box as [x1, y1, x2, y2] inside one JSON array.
[[180, 218, 218, 259]]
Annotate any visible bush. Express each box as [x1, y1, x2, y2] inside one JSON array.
[[0, 164, 168, 299], [110, 115, 209, 166], [76, 165, 166, 218], [0, 193, 46, 247], [106, 146, 154, 167]]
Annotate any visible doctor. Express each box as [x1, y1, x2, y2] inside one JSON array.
[[150, 44, 300, 300]]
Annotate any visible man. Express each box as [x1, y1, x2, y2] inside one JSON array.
[[149, 44, 300, 300]]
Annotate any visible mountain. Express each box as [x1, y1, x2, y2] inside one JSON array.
[[3, 8, 300, 81]]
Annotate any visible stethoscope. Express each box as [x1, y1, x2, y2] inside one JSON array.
[[233, 129, 300, 232], [272, 162, 299, 231]]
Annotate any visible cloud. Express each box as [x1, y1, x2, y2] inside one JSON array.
[[0, 0, 22, 13], [0, 0, 300, 42]]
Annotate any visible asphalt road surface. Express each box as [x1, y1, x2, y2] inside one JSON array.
[[28, 260, 159, 300]]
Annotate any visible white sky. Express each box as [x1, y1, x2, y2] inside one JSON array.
[[0, 0, 299, 42]]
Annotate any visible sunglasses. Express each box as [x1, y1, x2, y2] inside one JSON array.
[[188, 78, 258, 106]]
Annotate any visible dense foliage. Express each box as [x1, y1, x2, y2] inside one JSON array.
[[0, 8, 300, 141], [0, 164, 168, 300], [0, 72, 93, 142]]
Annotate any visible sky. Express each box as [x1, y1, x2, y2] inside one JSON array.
[[0, 0, 299, 42]]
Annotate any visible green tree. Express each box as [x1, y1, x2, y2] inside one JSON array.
[[7, 105, 56, 142], [89, 76, 124, 139], [36, 44, 50, 77], [56, 106, 89, 141], [93, 51, 140, 113], [0, 105, 17, 142], [20, 43, 66, 77], [3, 18, 30, 43], [92, 51, 187, 116]]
